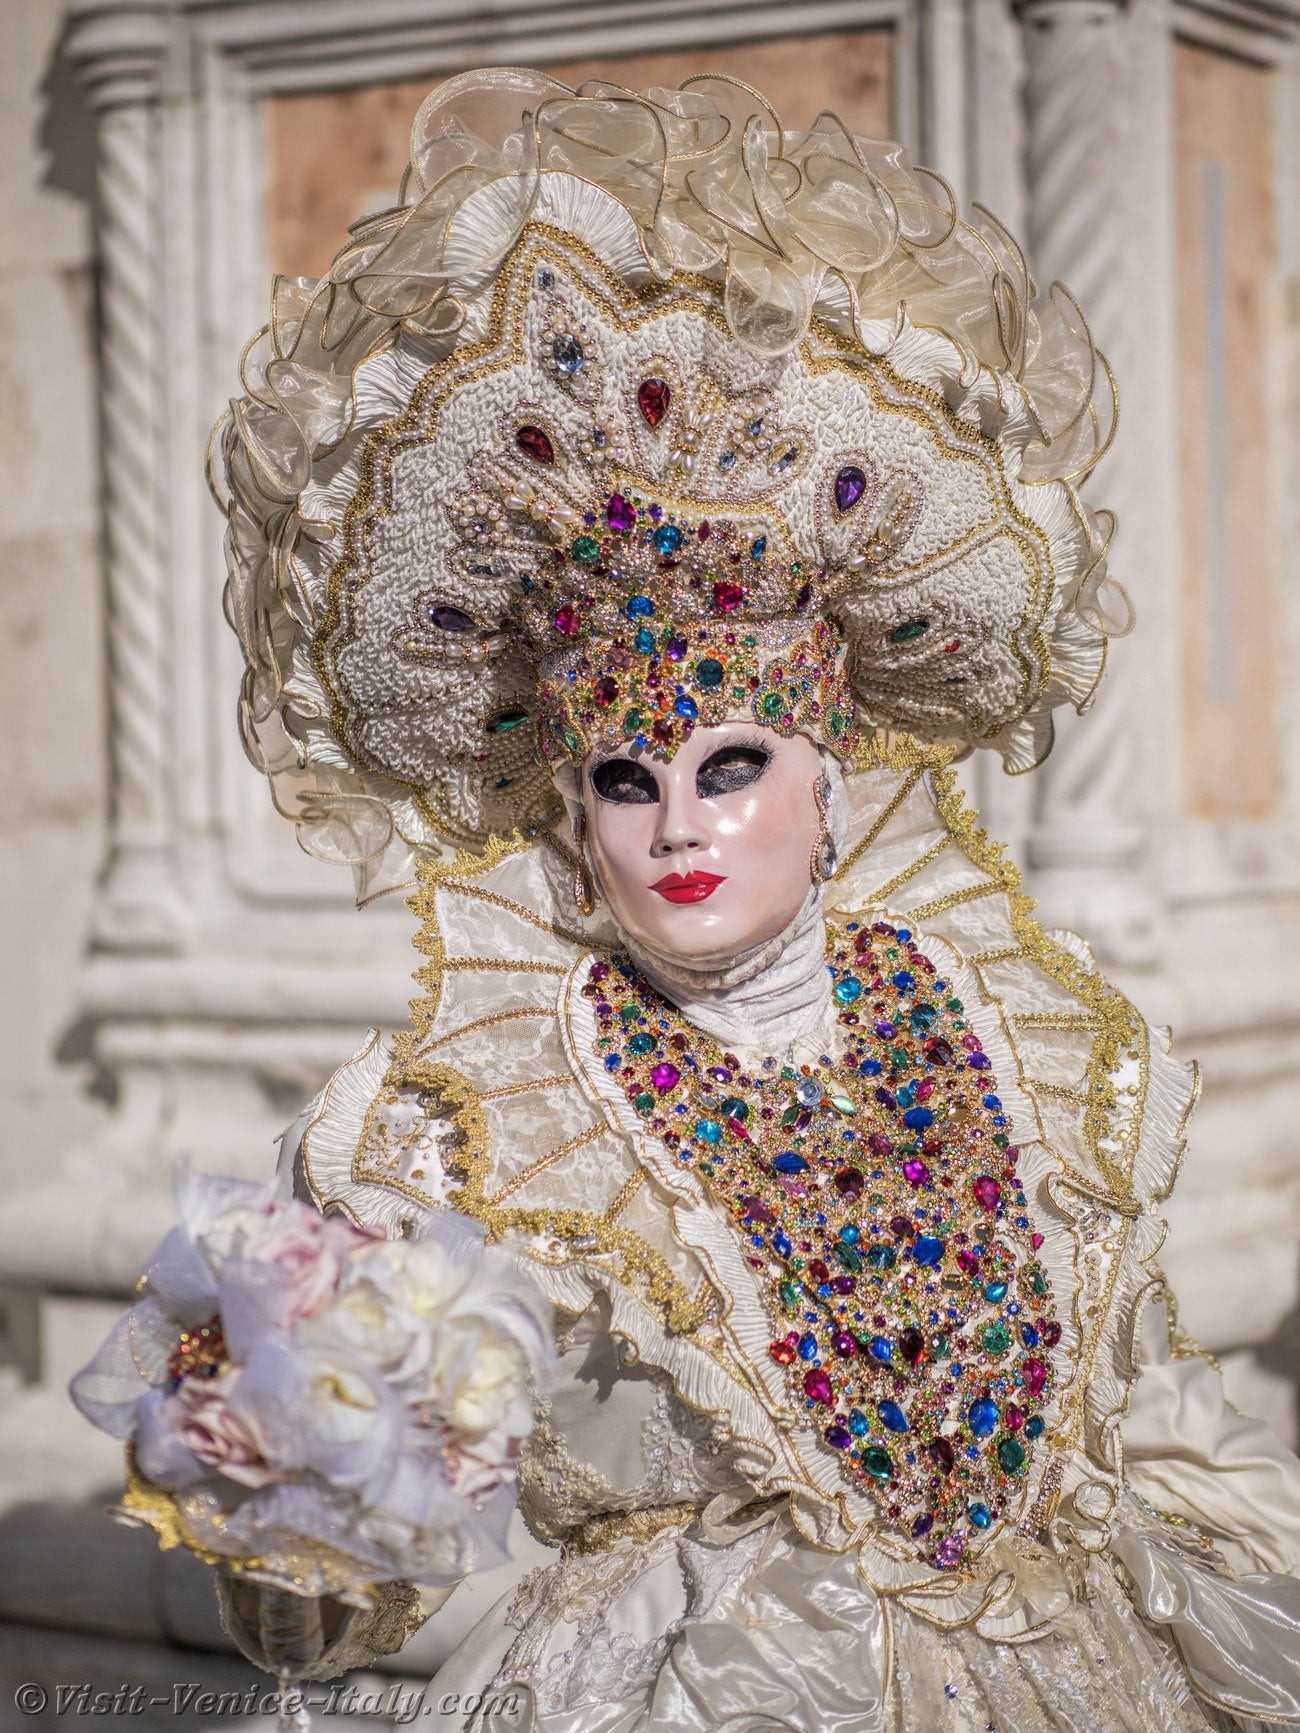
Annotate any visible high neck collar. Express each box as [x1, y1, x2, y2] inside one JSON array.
[[618, 884, 832, 1056]]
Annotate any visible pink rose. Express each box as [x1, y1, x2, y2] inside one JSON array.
[[232, 1207, 361, 1328], [176, 1381, 276, 1488], [136, 1374, 276, 1491]]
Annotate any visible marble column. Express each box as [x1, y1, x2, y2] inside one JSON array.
[[1014, 0, 1159, 964], [65, 0, 183, 951]]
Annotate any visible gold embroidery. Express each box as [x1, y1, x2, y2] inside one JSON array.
[[488, 1123, 605, 1204]]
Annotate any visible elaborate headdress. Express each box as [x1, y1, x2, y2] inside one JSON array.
[[215, 69, 1124, 898]]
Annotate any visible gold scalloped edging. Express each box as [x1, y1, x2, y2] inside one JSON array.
[[392, 836, 709, 1336]]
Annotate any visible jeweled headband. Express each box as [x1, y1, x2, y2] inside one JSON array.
[[216, 70, 1125, 895]]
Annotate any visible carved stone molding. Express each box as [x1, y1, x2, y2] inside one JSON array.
[[66, 0, 183, 950], [1011, 0, 1164, 964]]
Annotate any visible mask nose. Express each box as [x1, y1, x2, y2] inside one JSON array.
[[649, 766, 707, 859]]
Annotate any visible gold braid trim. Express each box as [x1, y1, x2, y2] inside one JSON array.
[[392, 837, 709, 1336]]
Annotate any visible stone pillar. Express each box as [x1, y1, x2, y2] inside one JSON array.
[[65, 1, 183, 950], [1014, 0, 1159, 963]]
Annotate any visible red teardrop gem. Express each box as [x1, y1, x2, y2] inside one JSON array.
[[516, 425, 554, 465], [636, 378, 671, 427]]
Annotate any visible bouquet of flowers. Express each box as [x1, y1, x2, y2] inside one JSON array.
[[72, 1172, 554, 1616]]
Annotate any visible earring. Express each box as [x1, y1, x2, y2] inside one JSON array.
[[810, 776, 838, 885], [572, 815, 598, 916]]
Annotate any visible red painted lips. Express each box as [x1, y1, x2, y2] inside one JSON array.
[[650, 871, 727, 904]]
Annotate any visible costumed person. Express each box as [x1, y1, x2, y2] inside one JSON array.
[[211, 68, 1300, 1730]]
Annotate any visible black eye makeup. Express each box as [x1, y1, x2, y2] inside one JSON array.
[[590, 756, 660, 804], [695, 741, 771, 799]]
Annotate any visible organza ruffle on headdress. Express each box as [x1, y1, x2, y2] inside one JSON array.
[[213, 67, 1129, 901]]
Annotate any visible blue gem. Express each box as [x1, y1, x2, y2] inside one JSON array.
[[848, 1409, 869, 1437], [695, 1120, 722, 1144], [603, 1053, 621, 1070], [896, 1084, 915, 1109], [833, 977, 862, 1004], [696, 657, 725, 688], [653, 524, 684, 554], [984, 1281, 1008, 1303], [896, 928, 912, 942], [798, 1332, 818, 1360], [627, 594, 655, 618], [967, 1398, 998, 1437], [893, 971, 915, 991], [718, 450, 737, 471], [878, 1400, 910, 1433], [674, 694, 698, 719], [912, 1235, 944, 1266], [969, 1502, 992, 1529], [869, 1336, 893, 1363], [1025, 1416, 1045, 1439], [750, 536, 767, 559], [839, 1224, 861, 1244], [1021, 1324, 1039, 1348], [859, 1058, 883, 1076], [773, 1152, 809, 1175], [551, 333, 584, 374], [634, 625, 656, 653], [983, 1094, 1001, 1109], [903, 1106, 934, 1131], [773, 1231, 793, 1258]]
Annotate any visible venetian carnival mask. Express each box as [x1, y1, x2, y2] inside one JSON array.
[[582, 722, 825, 963]]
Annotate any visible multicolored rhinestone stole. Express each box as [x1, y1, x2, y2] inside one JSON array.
[[583, 920, 1061, 1570]]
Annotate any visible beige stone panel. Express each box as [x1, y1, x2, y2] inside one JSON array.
[[265, 30, 892, 279], [1173, 41, 1280, 820]]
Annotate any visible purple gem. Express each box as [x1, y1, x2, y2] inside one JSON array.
[[834, 464, 868, 514], [650, 1063, 681, 1093], [912, 1513, 935, 1538], [606, 492, 636, 533], [825, 1423, 852, 1449], [875, 1021, 897, 1039], [934, 1533, 965, 1569], [427, 604, 475, 632], [829, 1275, 856, 1295], [968, 1052, 991, 1069]]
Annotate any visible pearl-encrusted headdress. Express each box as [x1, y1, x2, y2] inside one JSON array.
[[215, 68, 1125, 897]]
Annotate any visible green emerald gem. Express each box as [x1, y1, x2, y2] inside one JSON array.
[[946, 998, 963, 1013], [981, 1324, 1011, 1354], [571, 535, 601, 562], [930, 1332, 950, 1357], [759, 692, 783, 718], [994, 1134, 1009, 1148], [834, 1243, 863, 1273], [628, 1033, 655, 1054], [619, 1002, 639, 1024], [624, 709, 642, 732], [997, 1437, 1026, 1473], [862, 1447, 894, 1481], [633, 1091, 654, 1115], [779, 1279, 800, 1308], [485, 709, 529, 733], [1028, 1269, 1047, 1296], [889, 617, 930, 644]]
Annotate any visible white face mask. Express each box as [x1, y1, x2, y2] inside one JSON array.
[[581, 721, 824, 967]]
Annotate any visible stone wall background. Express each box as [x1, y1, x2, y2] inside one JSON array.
[[1, 0, 1298, 1721]]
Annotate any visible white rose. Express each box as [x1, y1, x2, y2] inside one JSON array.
[[425, 1321, 530, 1438]]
